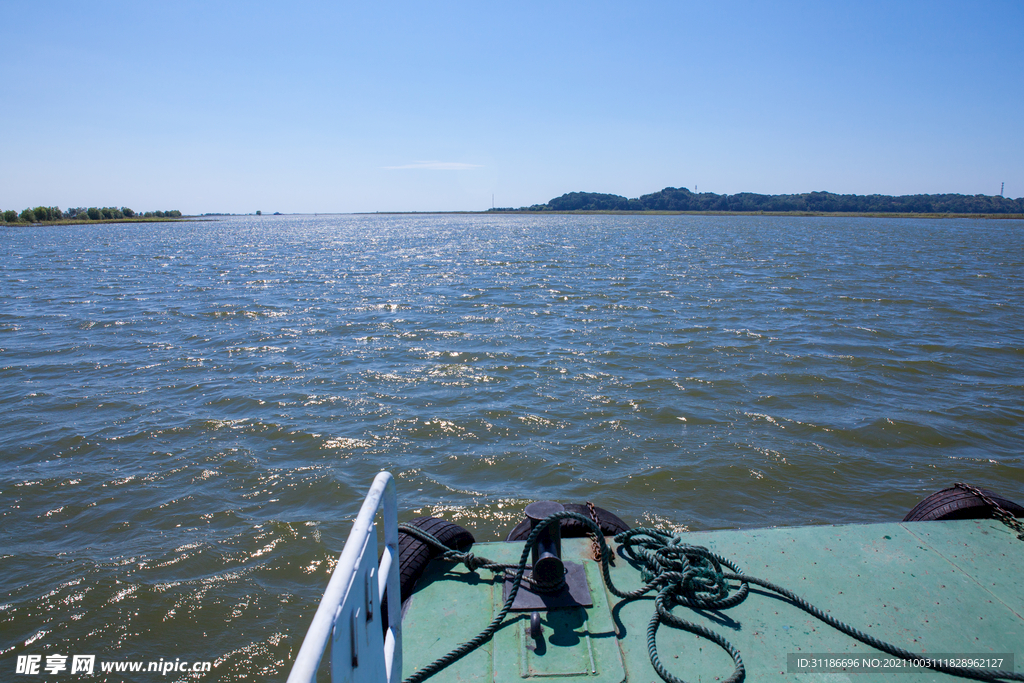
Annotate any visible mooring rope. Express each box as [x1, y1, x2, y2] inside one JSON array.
[[398, 514, 1023, 683]]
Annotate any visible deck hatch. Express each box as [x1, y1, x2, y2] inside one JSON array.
[[493, 559, 626, 683]]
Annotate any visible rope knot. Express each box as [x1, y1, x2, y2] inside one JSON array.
[[461, 552, 485, 571]]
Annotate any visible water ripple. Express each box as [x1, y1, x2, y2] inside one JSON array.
[[1, 214, 1023, 678]]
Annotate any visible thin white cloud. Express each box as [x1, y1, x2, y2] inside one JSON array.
[[383, 161, 482, 171]]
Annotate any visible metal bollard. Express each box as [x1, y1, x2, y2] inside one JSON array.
[[524, 501, 565, 586]]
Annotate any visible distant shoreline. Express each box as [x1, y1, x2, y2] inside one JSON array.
[[2, 217, 205, 226], [512, 187, 1023, 215], [367, 210, 1024, 219], [7, 212, 1023, 224]]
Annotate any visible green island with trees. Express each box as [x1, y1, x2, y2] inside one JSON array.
[[489, 187, 1024, 217], [1, 206, 183, 225]]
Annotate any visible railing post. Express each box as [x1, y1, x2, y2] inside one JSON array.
[[288, 472, 400, 683], [381, 477, 401, 682]]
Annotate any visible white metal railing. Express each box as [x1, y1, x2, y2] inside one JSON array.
[[288, 472, 401, 683]]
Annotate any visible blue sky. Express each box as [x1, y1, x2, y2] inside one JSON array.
[[2, 0, 1022, 214]]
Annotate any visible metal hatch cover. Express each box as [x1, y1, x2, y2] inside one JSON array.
[[493, 559, 626, 683]]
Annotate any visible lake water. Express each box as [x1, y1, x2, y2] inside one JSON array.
[[2, 213, 1022, 679]]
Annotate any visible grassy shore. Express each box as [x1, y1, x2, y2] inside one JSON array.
[[1, 217, 197, 227]]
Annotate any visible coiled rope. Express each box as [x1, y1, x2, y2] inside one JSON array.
[[399, 514, 1023, 683]]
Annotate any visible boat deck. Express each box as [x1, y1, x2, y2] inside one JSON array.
[[401, 518, 1022, 682]]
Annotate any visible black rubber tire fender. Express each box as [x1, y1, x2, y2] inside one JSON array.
[[397, 516, 475, 603], [381, 516, 474, 632], [504, 503, 631, 542], [902, 486, 1024, 522]]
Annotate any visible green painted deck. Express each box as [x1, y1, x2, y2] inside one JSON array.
[[401, 519, 1022, 682]]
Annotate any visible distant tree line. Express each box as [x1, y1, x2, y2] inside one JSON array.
[[1, 206, 183, 224], [496, 187, 1024, 214]]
